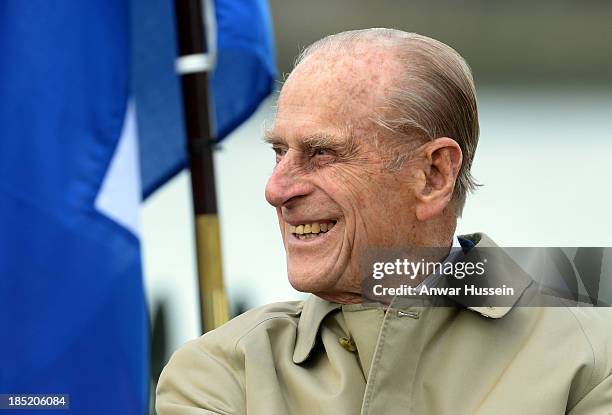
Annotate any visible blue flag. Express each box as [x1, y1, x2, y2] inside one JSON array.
[[0, 1, 148, 414], [133, 0, 277, 198]]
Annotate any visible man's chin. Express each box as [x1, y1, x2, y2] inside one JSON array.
[[287, 270, 338, 294], [287, 270, 363, 304]]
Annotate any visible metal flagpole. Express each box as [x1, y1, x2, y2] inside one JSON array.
[[173, 0, 229, 333]]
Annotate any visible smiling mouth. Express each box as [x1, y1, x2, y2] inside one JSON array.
[[289, 221, 337, 240]]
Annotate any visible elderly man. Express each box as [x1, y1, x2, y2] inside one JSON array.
[[157, 29, 612, 414]]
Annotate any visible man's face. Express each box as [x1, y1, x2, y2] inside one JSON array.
[[264, 51, 421, 301]]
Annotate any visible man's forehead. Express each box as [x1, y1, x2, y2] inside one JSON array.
[[296, 40, 400, 80], [272, 77, 385, 143], [270, 43, 403, 148], [278, 46, 401, 113]]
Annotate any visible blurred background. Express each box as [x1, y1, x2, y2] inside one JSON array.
[[143, 1, 612, 376], [2, 1, 610, 414]]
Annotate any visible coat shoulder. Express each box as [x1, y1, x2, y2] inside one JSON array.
[[185, 300, 304, 356], [156, 300, 305, 415]]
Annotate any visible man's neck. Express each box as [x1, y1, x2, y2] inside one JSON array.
[[314, 233, 458, 305]]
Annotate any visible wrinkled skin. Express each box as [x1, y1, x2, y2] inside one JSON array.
[[265, 44, 461, 304]]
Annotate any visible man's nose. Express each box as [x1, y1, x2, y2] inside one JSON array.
[[265, 153, 313, 207]]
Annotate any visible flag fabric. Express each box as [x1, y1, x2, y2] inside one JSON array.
[[133, 0, 277, 198], [0, 1, 148, 414], [212, 0, 277, 140]]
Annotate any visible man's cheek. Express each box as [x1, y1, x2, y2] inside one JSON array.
[[341, 181, 384, 211], [319, 179, 369, 211], [277, 213, 288, 245]]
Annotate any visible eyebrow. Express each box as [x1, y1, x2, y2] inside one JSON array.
[[302, 133, 336, 150], [262, 130, 285, 146], [263, 130, 356, 155]]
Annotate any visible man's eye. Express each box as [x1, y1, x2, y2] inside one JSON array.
[[272, 146, 287, 164], [273, 146, 287, 157], [310, 148, 334, 164], [309, 147, 333, 157]]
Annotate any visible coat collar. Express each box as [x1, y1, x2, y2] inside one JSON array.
[[292, 232, 534, 364], [449, 233, 533, 318], [293, 295, 341, 363]]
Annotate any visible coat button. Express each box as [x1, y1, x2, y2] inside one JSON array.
[[338, 336, 357, 352]]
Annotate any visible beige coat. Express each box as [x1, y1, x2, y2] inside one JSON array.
[[157, 234, 612, 414]]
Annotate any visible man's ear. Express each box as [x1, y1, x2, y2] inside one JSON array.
[[414, 137, 462, 221]]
